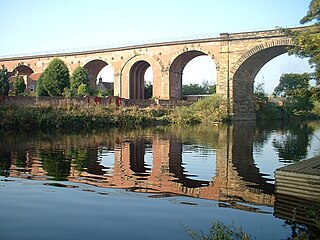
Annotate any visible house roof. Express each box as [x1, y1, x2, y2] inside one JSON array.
[[29, 73, 42, 81]]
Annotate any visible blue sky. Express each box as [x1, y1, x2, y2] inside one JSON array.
[[0, 0, 314, 93]]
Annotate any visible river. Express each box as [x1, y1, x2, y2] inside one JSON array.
[[0, 121, 319, 239]]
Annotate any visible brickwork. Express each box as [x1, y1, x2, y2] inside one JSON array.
[[0, 27, 304, 120]]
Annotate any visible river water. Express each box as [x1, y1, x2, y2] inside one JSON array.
[[0, 121, 319, 239]]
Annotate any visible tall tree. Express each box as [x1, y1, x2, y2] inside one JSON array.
[[70, 66, 89, 96], [0, 65, 9, 96], [283, 0, 320, 82], [43, 58, 70, 96], [13, 74, 26, 96], [36, 73, 49, 96]]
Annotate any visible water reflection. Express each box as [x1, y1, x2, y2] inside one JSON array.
[[0, 122, 319, 209]]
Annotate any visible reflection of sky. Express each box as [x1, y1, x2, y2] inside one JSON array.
[[253, 131, 285, 182], [98, 148, 115, 176], [182, 145, 216, 182], [253, 127, 320, 183], [306, 129, 320, 159]]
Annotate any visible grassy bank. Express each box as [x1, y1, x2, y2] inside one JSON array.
[[0, 95, 229, 131]]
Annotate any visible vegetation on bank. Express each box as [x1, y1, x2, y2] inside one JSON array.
[[0, 95, 229, 131]]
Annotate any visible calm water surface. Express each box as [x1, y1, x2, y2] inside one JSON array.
[[0, 121, 320, 240]]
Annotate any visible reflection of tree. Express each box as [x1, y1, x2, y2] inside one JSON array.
[[272, 123, 314, 162], [14, 151, 27, 169], [39, 151, 71, 181], [0, 152, 11, 177], [67, 149, 89, 172]]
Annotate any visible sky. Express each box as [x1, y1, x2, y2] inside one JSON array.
[[0, 0, 314, 94]]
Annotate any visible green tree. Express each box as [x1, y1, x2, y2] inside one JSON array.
[[70, 66, 89, 96], [182, 80, 216, 95], [273, 73, 314, 115], [36, 73, 49, 96], [77, 83, 90, 97], [43, 58, 70, 96], [13, 75, 26, 96], [283, 0, 320, 82], [273, 73, 311, 97], [0, 65, 9, 96]]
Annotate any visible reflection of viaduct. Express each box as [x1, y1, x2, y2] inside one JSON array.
[[8, 123, 275, 207], [0, 27, 304, 120]]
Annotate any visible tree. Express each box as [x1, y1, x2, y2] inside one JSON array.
[[273, 73, 314, 115], [36, 73, 49, 96], [0, 65, 9, 96], [43, 58, 70, 96], [70, 66, 89, 96], [283, 0, 320, 82], [77, 83, 90, 97], [273, 73, 311, 97], [13, 74, 26, 96], [182, 80, 216, 95]]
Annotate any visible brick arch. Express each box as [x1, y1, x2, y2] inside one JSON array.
[[231, 39, 295, 74], [119, 54, 163, 99], [230, 39, 295, 120], [12, 64, 34, 76], [167, 46, 220, 71], [168, 48, 218, 99], [83, 59, 115, 90]]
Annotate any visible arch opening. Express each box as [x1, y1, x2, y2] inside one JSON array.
[[96, 65, 115, 96], [232, 45, 292, 119], [129, 60, 152, 99], [83, 59, 108, 90], [254, 54, 313, 95], [169, 50, 217, 99]]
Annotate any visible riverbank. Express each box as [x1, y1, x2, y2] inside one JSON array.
[[0, 95, 229, 131]]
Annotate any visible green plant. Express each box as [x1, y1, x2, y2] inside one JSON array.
[[43, 58, 70, 96], [13, 75, 26, 96], [0, 65, 9, 96], [184, 221, 250, 240]]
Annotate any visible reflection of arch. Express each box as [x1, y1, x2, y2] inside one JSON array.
[[120, 55, 162, 99], [231, 40, 294, 118], [169, 50, 217, 99], [13, 65, 34, 76], [83, 59, 114, 89], [228, 122, 274, 195]]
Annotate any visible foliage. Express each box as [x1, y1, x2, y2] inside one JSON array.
[[183, 80, 216, 95], [273, 73, 314, 116], [184, 221, 250, 240], [43, 58, 70, 96], [190, 94, 229, 123], [70, 66, 89, 96], [36, 73, 49, 96], [0, 65, 9, 96], [281, 0, 320, 82], [12, 75, 26, 96], [273, 73, 311, 97], [77, 83, 90, 97]]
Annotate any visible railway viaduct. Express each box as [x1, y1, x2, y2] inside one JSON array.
[[0, 27, 302, 120]]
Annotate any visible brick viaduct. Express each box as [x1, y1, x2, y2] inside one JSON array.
[[0, 27, 303, 120]]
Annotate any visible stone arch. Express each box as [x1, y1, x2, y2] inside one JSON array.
[[120, 54, 162, 99], [230, 39, 295, 120], [83, 59, 115, 90], [168, 48, 218, 99]]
